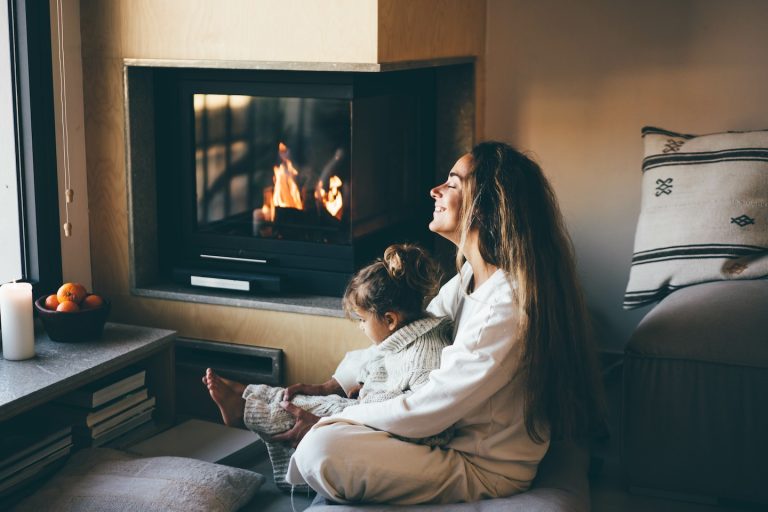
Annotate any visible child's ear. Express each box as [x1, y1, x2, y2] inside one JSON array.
[[383, 311, 401, 331]]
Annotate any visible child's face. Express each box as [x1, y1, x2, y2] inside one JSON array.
[[354, 308, 397, 344]]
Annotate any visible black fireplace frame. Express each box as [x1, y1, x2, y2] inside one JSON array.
[[153, 67, 438, 296], [124, 59, 475, 310]]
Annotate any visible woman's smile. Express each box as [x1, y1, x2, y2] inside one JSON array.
[[428, 154, 470, 243]]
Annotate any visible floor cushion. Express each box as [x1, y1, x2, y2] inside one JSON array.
[[11, 447, 265, 512]]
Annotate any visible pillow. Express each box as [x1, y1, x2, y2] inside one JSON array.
[[12, 447, 264, 512], [624, 126, 768, 309]]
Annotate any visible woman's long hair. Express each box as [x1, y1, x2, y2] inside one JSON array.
[[457, 141, 605, 443]]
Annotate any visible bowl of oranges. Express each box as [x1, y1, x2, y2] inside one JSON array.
[[34, 283, 111, 342]]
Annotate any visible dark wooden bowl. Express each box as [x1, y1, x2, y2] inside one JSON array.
[[34, 296, 111, 342]]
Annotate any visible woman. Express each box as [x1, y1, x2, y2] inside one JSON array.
[[273, 141, 605, 504]]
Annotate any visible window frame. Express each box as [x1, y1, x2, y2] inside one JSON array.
[[8, 0, 62, 296]]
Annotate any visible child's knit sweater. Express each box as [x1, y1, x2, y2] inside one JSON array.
[[242, 315, 453, 491], [356, 316, 451, 403]]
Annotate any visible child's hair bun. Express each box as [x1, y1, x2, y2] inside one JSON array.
[[343, 243, 441, 321], [382, 244, 441, 299], [383, 245, 407, 279]]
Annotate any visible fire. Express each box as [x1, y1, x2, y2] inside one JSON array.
[[259, 142, 344, 223], [315, 175, 343, 220], [272, 142, 304, 212]]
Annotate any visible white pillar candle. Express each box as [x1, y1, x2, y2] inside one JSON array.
[[0, 282, 35, 360]]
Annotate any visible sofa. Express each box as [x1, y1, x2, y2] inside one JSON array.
[[622, 279, 768, 505]]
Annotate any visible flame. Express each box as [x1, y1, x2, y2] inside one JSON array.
[[260, 142, 344, 223], [262, 142, 304, 222], [315, 175, 344, 220]]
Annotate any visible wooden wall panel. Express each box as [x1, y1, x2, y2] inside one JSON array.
[[80, 56, 129, 300], [79, 0, 123, 59], [378, 0, 486, 137], [377, 0, 485, 63], [111, 295, 369, 384], [117, 0, 378, 63]]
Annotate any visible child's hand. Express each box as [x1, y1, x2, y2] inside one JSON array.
[[283, 378, 345, 401], [283, 383, 322, 401]]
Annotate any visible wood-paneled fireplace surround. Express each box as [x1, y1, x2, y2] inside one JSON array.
[[125, 59, 475, 303]]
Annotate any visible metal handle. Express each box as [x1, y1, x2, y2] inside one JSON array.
[[200, 254, 268, 264]]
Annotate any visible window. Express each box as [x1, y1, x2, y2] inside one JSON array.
[[1, 0, 62, 294], [0, 0, 22, 283]]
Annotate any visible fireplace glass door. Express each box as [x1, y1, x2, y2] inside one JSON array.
[[193, 94, 351, 245], [150, 67, 444, 295]]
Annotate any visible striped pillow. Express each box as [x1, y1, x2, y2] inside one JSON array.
[[624, 126, 768, 309]]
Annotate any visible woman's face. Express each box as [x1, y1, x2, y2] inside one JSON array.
[[429, 154, 471, 244]]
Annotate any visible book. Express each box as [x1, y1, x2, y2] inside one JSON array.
[[89, 407, 154, 447], [100, 417, 163, 451], [56, 369, 146, 408], [0, 436, 72, 482], [48, 388, 149, 428], [79, 396, 156, 438], [0, 418, 72, 473], [0, 445, 71, 496]]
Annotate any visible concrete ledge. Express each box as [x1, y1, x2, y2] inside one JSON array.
[[132, 284, 344, 318], [123, 57, 475, 73]]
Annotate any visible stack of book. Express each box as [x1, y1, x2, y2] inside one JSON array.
[[53, 368, 156, 447], [0, 415, 73, 497]]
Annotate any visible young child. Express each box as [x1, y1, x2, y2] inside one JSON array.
[[203, 244, 453, 491]]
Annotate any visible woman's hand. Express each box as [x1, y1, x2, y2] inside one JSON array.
[[283, 378, 344, 401], [270, 402, 320, 448]]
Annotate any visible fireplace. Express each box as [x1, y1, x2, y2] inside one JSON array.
[[126, 61, 474, 298]]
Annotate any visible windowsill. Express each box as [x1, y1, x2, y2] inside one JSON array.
[[131, 283, 345, 318]]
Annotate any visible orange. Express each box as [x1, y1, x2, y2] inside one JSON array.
[[82, 294, 104, 309], [44, 294, 60, 310], [57, 283, 87, 304], [57, 301, 80, 313]]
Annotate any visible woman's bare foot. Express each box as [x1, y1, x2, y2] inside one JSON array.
[[204, 368, 245, 428]]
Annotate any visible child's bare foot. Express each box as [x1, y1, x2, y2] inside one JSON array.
[[204, 368, 245, 428], [202, 368, 247, 395]]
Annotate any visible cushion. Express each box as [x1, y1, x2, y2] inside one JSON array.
[[627, 279, 768, 367], [623, 126, 768, 309], [12, 447, 264, 512]]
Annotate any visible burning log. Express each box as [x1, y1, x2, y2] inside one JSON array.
[[259, 142, 345, 224]]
